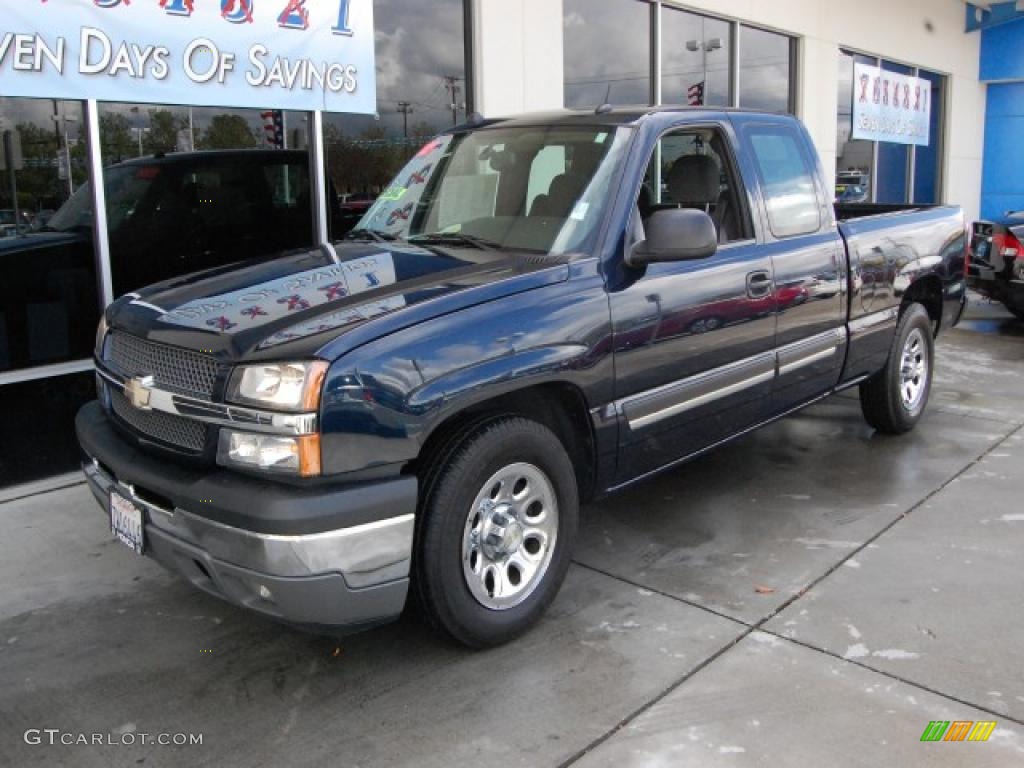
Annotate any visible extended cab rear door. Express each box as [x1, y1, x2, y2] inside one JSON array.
[[731, 115, 847, 413]]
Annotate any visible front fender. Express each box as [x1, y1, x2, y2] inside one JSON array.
[[317, 263, 614, 477]]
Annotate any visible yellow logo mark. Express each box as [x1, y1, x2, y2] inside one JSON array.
[[968, 721, 997, 742]]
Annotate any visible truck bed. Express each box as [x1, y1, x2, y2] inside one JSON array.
[[835, 203, 967, 383]]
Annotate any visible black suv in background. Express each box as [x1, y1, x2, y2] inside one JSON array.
[[1, 150, 321, 374], [969, 213, 1024, 320], [0, 150, 325, 488]]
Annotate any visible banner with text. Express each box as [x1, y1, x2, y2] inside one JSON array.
[[851, 62, 931, 146], [1, 0, 376, 114]]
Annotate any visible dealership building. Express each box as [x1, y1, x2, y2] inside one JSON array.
[[0, 0, 1018, 492]]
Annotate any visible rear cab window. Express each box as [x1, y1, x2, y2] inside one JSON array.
[[742, 124, 822, 238]]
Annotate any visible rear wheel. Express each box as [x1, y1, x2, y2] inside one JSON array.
[[414, 417, 578, 647], [859, 303, 934, 434]]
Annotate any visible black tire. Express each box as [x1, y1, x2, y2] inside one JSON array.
[[414, 416, 579, 648], [859, 303, 934, 434]]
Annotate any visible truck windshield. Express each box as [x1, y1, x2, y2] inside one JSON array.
[[352, 125, 630, 255]]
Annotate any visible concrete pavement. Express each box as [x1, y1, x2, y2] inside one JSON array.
[[1, 298, 1022, 767]]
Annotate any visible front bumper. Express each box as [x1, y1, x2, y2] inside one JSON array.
[[76, 401, 417, 633]]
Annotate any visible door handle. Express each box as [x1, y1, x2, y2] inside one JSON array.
[[746, 270, 772, 299]]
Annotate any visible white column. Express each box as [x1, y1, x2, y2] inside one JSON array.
[[796, 36, 840, 198], [472, 0, 565, 117]]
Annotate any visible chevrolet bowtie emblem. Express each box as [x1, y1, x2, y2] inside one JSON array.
[[125, 375, 155, 410]]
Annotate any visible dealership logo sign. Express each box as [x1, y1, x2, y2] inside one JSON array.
[[1, 0, 376, 113]]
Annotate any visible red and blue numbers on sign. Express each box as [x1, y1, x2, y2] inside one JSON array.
[[90, 0, 354, 34]]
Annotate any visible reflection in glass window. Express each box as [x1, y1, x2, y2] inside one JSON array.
[[95, 103, 314, 296], [326, 0, 467, 239], [836, 51, 877, 203], [0, 97, 100, 373], [661, 7, 730, 107], [746, 127, 821, 238], [564, 0, 652, 108], [739, 26, 794, 113], [0, 96, 101, 486], [98, 103, 307, 165]]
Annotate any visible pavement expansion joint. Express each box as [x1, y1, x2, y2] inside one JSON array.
[[560, 420, 1024, 766]]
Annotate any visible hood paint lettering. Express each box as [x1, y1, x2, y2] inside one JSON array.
[[156, 252, 396, 333]]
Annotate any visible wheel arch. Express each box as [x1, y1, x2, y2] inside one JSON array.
[[900, 275, 943, 336], [410, 381, 599, 503]]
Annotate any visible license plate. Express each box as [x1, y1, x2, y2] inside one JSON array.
[[110, 491, 144, 554]]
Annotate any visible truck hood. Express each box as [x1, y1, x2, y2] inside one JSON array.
[[106, 242, 569, 362]]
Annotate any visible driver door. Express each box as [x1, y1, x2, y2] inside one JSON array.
[[609, 121, 777, 484]]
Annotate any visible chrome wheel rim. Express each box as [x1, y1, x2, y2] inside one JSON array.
[[899, 328, 929, 412], [461, 462, 559, 611]]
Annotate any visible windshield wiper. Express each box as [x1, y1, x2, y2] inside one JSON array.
[[409, 232, 501, 251], [343, 228, 400, 243]]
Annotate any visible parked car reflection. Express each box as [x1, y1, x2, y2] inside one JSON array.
[[0, 149, 328, 373]]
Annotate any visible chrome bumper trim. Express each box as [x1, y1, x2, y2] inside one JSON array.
[[96, 363, 317, 436], [82, 459, 413, 589]]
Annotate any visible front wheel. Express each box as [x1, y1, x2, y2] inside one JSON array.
[[859, 303, 934, 434], [414, 417, 579, 647]]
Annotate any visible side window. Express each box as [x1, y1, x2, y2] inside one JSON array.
[[638, 127, 750, 244], [745, 126, 821, 238]]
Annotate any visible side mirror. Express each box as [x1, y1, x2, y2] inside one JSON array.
[[628, 208, 718, 266]]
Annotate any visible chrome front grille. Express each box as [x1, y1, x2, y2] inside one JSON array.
[[107, 332, 221, 399], [109, 388, 206, 452]]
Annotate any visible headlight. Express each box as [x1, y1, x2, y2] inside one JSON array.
[[227, 361, 328, 412], [217, 430, 321, 477], [95, 315, 109, 358]]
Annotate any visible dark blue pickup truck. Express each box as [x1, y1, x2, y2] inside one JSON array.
[[76, 108, 967, 647]]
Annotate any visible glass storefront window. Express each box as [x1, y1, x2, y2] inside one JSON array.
[[836, 51, 876, 204], [326, 0, 468, 239], [836, 51, 945, 205], [661, 7, 731, 107], [564, 0, 652, 108], [739, 25, 794, 113], [0, 96, 101, 487], [913, 69, 944, 205], [96, 103, 314, 297], [0, 371, 96, 487], [875, 60, 914, 204], [0, 97, 100, 374]]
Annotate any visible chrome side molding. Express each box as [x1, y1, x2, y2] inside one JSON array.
[[620, 327, 851, 431]]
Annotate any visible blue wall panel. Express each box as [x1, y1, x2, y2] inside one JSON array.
[[981, 18, 1024, 82], [981, 82, 1024, 219]]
